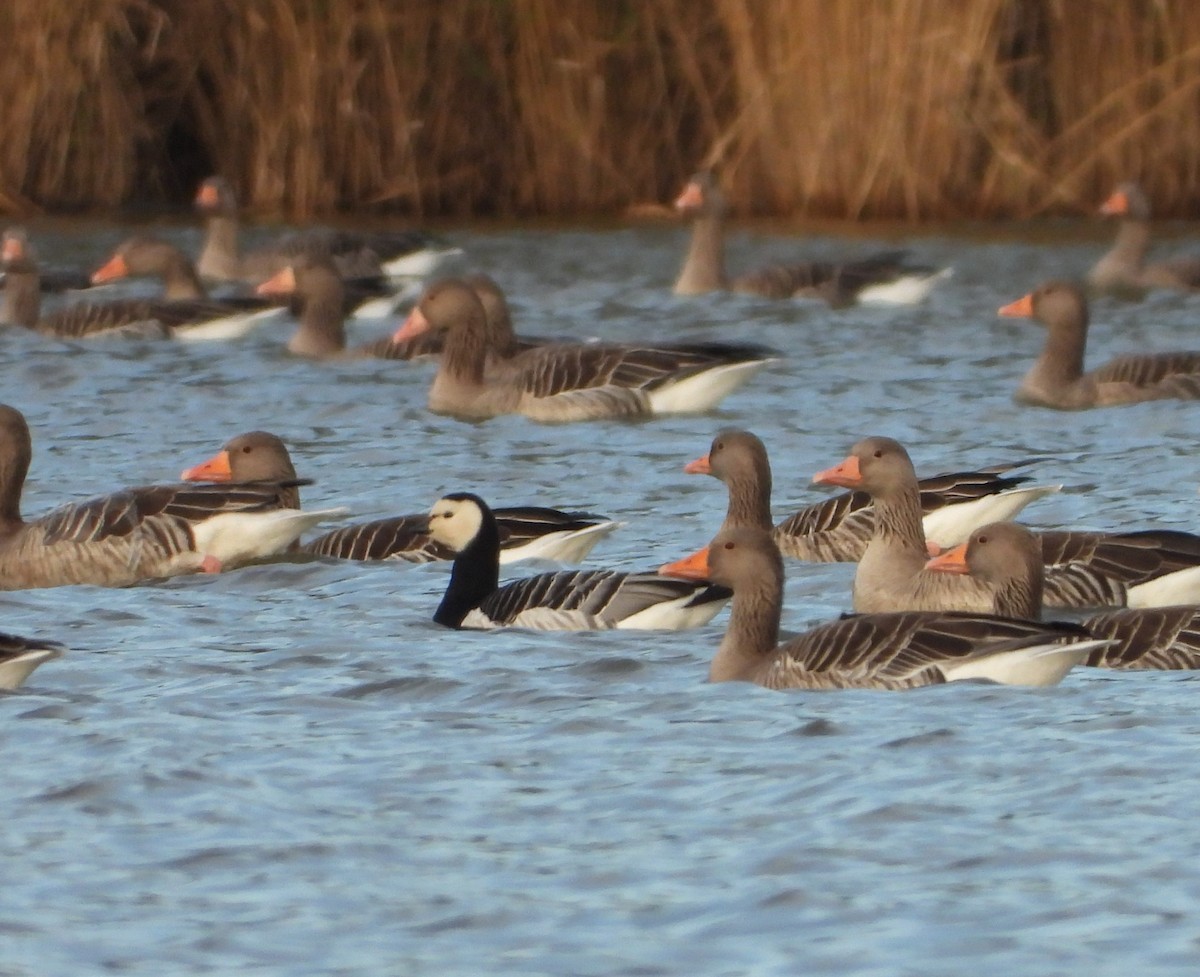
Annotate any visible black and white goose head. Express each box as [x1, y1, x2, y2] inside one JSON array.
[[429, 493, 497, 554], [428, 493, 502, 628]]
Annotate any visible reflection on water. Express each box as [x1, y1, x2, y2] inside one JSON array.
[[4, 218, 1200, 976]]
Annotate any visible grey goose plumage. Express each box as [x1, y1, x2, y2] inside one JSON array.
[[180, 431, 621, 565], [4, 230, 271, 340], [671, 171, 948, 306], [194, 175, 454, 284], [1089, 183, 1200, 293], [660, 526, 1101, 689], [0, 406, 342, 589], [999, 280, 1200, 408], [394, 278, 776, 422], [681, 428, 1058, 563], [255, 256, 442, 359], [813, 436, 1200, 612], [928, 521, 1200, 669]]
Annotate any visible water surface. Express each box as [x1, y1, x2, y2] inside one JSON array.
[[4, 217, 1200, 976]]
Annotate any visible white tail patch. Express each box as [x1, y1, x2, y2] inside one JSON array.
[[192, 507, 349, 567], [940, 639, 1107, 687], [175, 307, 286, 343], [382, 247, 465, 280], [616, 591, 729, 630], [349, 280, 423, 321], [1127, 566, 1200, 608], [0, 647, 62, 690], [922, 485, 1063, 548], [498, 521, 622, 565], [857, 267, 953, 306], [648, 359, 773, 415]]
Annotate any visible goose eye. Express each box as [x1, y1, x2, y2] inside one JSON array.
[[873, 449, 883, 458], [977, 534, 988, 544], [715, 442, 723, 451], [242, 445, 252, 453], [723, 541, 735, 550]]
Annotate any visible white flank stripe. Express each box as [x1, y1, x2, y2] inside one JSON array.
[[175, 307, 286, 343], [857, 267, 953, 306], [1127, 566, 1200, 608], [940, 639, 1109, 687], [0, 648, 62, 690], [192, 507, 350, 566], [648, 359, 773, 415], [498, 521, 622, 565], [922, 485, 1063, 548]]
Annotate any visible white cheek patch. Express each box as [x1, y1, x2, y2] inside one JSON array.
[[428, 498, 484, 552]]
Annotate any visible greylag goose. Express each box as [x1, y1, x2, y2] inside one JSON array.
[[999, 280, 1200, 409], [659, 526, 1101, 689], [428, 493, 729, 630], [92, 235, 413, 327], [928, 521, 1200, 669], [0, 228, 89, 295], [0, 630, 64, 689], [815, 436, 1200, 612], [181, 431, 620, 565], [90, 236, 282, 340], [393, 279, 776, 421], [671, 171, 948, 306], [3, 230, 265, 340], [1088, 183, 1200, 293], [256, 256, 442, 360], [194, 176, 456, 284], [680, 428, 1058, 562], [0, 405, 343, 589]]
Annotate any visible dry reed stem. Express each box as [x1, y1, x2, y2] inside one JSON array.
[[5, 0, 1200, 219]]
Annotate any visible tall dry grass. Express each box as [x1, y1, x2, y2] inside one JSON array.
[[0, 0, 163, 214], [5, 0, 1200, 219]]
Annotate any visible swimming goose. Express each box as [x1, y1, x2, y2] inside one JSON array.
[[194, 176, 456, 283], [394, 279, 776, 421], [681, 428, 1058, 562], [999, 280, 1200, 409], [428, 493, 729, 630], [659, 526, 1100, 689], [90, 236, 283, 340], [3, 231, 265, 340], [815, 436, 1200, 612], [181, 431, 620, 565], [0, 630, 64, 689], [0, 228, 89, 295], [1088, 183, 1200, 293], [255, 256, 441, 359], [671, 171, 949, 306], [928, 521, 1200, 669], [0, 406, 343, 589]]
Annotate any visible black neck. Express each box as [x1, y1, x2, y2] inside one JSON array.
[[434, 513, 502, 628]]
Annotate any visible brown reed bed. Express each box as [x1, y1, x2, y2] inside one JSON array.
[[4, 0, 1200, 220]]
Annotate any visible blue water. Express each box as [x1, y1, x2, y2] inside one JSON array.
[[4, 217, 1200, 976]]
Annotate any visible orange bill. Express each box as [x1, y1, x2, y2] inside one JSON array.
[[256, 266, 296, 297], [195, 182, 220, 208], [180, 450, 233, 482], [673, 181, 703, 211], [1099, 189, 1129, 216], [392, 306, 430, 343], [90, 253, 129, 285], [1, 235, 25, 263], [659, 546, 711, 580], [683, 453, 711, 475], [812, 454, 861, 488], [924, 542, 969, 574], [997, 293, 1034, 318]]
